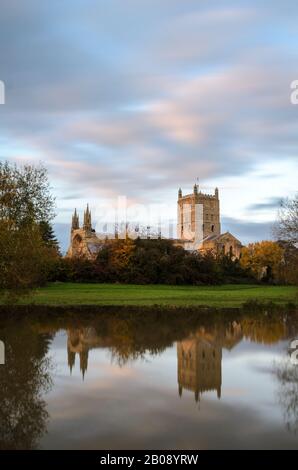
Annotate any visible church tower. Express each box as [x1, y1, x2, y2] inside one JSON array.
[[177, 184, 221, 245], [83, 204, 92, 233], [71, 208, 79, 231]]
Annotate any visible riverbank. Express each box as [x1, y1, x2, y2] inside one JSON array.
[[10, 282, 298, 308]]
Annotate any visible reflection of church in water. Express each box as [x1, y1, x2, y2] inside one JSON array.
[[66, 322, 243, 401], [177, 322, 242, 402], [67, 327, 111, 379]]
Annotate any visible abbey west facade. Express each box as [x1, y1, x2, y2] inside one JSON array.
[[66, 205, 103, 259], [67, 184, 242, 259]]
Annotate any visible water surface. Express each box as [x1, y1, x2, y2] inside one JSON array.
[[1, 309, 298, 449]]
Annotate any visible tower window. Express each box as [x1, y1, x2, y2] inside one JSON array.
[[211, 225, 215, 232]]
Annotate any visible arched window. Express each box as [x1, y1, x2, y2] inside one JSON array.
[[211, 224, 215, 232], [229, 245, 233, 257]]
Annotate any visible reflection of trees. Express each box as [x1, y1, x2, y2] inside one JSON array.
[[0, 320, 53, 449], [275, 358, 298, 434], [62, 310, 297, 374], [241, 317, 287, 344], [108, 318, 166, 367]]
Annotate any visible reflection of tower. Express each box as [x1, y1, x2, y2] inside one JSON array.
[[67, 329, 90, 380], [68, 348, 76, 374], [80, 349, 88, 380], [66, 327, 106, 379], [177, 335, 222, 402]]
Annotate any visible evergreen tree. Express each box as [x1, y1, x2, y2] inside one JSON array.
[[39, 221, 60, 255]]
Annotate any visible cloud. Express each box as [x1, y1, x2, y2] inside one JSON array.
[[0, 0, 297, 243], [222, 217, 274, 244], [248, 197, 282, 211]]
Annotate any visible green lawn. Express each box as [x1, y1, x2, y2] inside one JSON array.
[[19, 283, 298, 307]]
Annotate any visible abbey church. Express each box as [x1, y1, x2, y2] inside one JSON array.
[[66, 184, 242, 259]]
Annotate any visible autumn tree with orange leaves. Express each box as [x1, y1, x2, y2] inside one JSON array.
[[240, 241, 284, 282]]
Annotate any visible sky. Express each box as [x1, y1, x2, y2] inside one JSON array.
[[0, 0, 297, 252]]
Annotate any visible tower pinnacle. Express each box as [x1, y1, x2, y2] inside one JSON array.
[[71, 208, 79, 231], [83, 204, 92, 232]]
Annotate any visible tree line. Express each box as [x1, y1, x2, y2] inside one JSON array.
[[48, 236, 297, 286], [49, 238, 255, 285]]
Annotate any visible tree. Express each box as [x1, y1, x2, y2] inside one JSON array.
[[217, 254, 254, 283], [0, 161, 56, 299], [275, 194, 298, 244], [276, 241, 298, 285], [240, 241, 284, 282], [0, 222, 55, 299], [0, 161, 55, 229], [39, 221, 60, 255]]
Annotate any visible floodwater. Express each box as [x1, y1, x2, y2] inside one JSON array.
[[0, 309, 298, 450]]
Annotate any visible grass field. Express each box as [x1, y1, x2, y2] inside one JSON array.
[[19, 283, 298, 308]]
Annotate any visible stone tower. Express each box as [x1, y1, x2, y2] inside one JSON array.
[[177, 184, 220, 245], [83, 204, 92, 233], [71, 208, 79, 231]]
